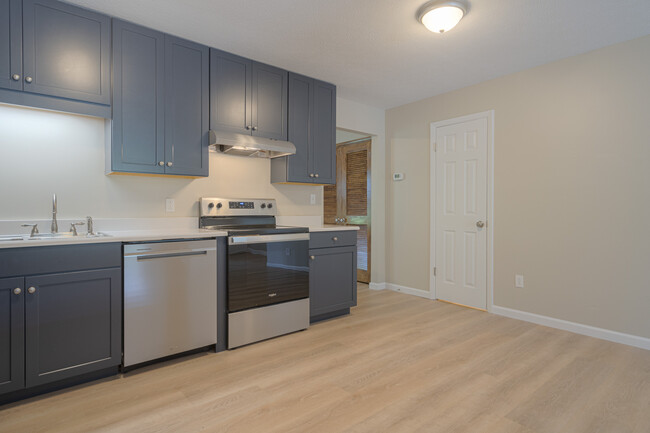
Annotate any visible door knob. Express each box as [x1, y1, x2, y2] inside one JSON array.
[[28, 286, 36, 294], [476, 221, 485, 228], [14, 288, 21, 295]]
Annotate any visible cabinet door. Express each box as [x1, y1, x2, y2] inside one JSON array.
[[164, 35, 209, 177], [0, 0, 22, 91], [252, 62, 287, 140], [0, 277, 24, 395], [210, 49, 252, 135], [309, 246, 357, 318], [311, 80, 336, 184], [22, 0, 110, 104], [111, 20, 165, 174], [24, 268, 121, 388], [285, 73, 313, 183]]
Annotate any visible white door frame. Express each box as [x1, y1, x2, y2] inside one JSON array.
[[429, 110, 495, 311]]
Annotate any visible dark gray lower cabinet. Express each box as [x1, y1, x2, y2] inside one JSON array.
[[0, 243, 122, 397], [24, 269, 121, 387], [309, 233, 357, 322], [0, 277, 24, 395]]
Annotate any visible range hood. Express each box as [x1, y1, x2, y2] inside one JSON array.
[[209, 130, 296, 158]]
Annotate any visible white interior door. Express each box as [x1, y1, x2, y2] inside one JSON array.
[[435, 117, 488, 310]]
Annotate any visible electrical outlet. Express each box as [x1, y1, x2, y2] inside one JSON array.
[[165, 198, 175, 213], [515, 274, 524, 288], [310, 194, 316, 205]]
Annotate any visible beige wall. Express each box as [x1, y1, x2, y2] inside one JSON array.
[[0, 104, 322, 220], [337, 97, 386, 284], [386, 35, 650, 338]]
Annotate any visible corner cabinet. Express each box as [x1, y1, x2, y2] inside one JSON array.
[[271, 73, 336, 185], [210, 48, 288, 141], [110, 20, 209, 177], [0, 0, 111, 117], [0, 243, 122, 397], [309, 231, 357, 322]]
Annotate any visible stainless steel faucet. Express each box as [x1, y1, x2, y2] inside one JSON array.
[[86, 216, 95, 236], [51, 193, 58, 234]]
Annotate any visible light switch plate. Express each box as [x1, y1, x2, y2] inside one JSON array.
[[515, 274, 524, 288], [310, 194, 316, 205], [165, 198, 175, 213]]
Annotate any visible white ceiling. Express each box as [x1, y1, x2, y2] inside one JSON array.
[[66, 0, 650, 109]]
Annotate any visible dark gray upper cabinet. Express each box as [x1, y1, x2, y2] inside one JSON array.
[[24, 268, 121, 387], [0, 0, 22, 92], [311, 80, 336, 184], [164, 35, 209, 177], [271, 73, 336, 185], [0, 277, 24, 395], [210, 49, 252, 136], [111, 20, 165, 175], [251, 62, 288, 140], [22, 0, 110, 104], [111, 20, 209, 177], [0, 0, 110, 117], [210, 48, 288, 140]]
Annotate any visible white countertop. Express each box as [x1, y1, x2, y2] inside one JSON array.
[[0, 217, 357, 249]]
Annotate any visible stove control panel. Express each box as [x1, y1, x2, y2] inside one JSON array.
[[200, 197, 277, 217]]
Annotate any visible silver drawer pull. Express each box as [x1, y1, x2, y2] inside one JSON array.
[[332, 236, 338, 241], [268, 293, 277, 297]]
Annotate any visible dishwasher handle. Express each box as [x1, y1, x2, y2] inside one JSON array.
[[134, 250, 211, 261]]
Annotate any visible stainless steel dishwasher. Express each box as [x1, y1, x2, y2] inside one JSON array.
[[123, 239, 217, 367]]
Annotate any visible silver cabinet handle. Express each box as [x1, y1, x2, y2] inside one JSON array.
[[314, 173, 319, 178], [28, 287, 36, 294], [252, 126, 258, 131], [158, 161, 164, 166], [245, 125, 251, 130], [167, 162, 173, 167], [476, 221, 485, 228], [12, 74, 20, 81], [310, 255, 315, 260], [309, 173, 314, 178], [332, 236, 338, 241], [14, 288, 21, 295], [25, 76, 33, 83]]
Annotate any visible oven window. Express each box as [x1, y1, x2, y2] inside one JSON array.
[[228, 240, 309, 312]]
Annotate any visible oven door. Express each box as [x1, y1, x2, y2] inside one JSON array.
[[228, 233, 310, 312]]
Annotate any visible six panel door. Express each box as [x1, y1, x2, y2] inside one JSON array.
[[24, 269, 122, 387], [164, 35, 209, 176], [0, 277, 24, 395], [111, 20, 165, 174], [210, 49, 252, 135], [22, 0, 110, 104], [0, 0, 22, 91], [435, 117, 488, 310], [311, 80, 336, 184], [252, 62, 288, 140]]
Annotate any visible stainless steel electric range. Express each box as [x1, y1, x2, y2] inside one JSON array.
[[200, 197, 310, 349]]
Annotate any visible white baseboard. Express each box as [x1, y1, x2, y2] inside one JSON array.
[[491, 305, 650, 351], [371, 282, 434, 299]]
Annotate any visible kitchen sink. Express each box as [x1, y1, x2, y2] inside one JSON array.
[[0, 232, 112, 241]]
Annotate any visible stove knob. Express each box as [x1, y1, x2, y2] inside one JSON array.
[[261, 203, 266, 209], [216, 202, 223, 209], [207, 203, 215, 209], [267, 203, 273, 209]]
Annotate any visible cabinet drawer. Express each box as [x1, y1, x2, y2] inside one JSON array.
[[309, 231, 356, 249], [0, 243, 122, 278]]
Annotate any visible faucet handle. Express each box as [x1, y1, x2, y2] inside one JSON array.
[[21, 223, 39, 237], [86, 216, 95, 236], [70, 221, 85, 236]]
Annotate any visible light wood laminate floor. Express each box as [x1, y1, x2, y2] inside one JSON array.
[[1, 284, 649, 432]]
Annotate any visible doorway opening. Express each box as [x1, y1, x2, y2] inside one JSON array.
[[326, 129, 372, 283]]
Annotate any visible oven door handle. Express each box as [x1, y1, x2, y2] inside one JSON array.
[[229, 233, 310, 245]]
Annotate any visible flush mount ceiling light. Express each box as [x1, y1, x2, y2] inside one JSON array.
[[417, 0, 468, 34]]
